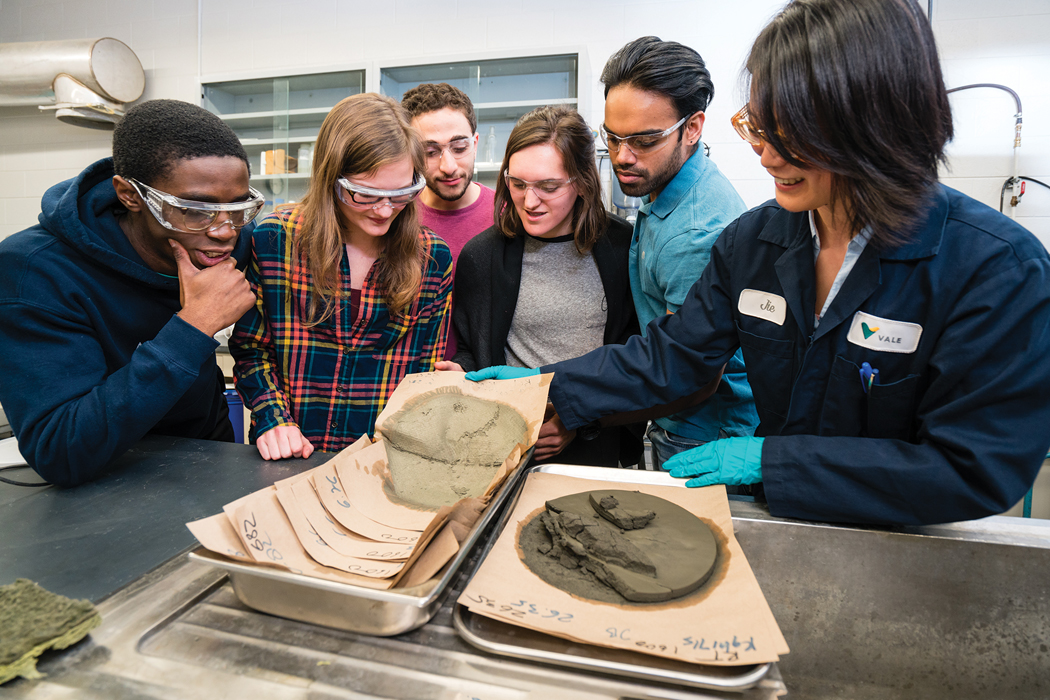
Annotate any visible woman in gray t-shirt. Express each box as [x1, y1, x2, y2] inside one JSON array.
[[437, 105, 643, 468]]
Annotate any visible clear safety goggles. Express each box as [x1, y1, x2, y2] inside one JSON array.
[[129, 179, 264, 233], [599, 114, 690, 156], [336, 173, 426, 209], [503, 171, 575, 199], [424, 137, 475, 161]]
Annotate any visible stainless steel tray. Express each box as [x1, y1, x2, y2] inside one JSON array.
[[188, 453, 530, 637], [452, 463, 773, 693]]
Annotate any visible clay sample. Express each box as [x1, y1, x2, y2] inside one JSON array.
[[589, 493, 656, 530], [522, 489, 718, 604], [382, 389, 528, 509]]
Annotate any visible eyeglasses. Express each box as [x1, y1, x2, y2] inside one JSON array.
[[503, 171, 575, 199], [336, 173, 426, 209], [129, 179, 264, 233], [424, 137, 475, 161], [599, 114, 690, 156], [730, 104, 768, 146]]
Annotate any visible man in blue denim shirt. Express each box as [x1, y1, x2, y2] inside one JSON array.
[[599, 37, 758, 469]]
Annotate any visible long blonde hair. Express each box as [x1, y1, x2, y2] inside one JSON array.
[[297, 93, 426, 324]]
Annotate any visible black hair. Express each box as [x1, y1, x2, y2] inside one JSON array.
[[600, 36, 714, 118], [401, 83, 478, 133], [112, 99, 250, 185], [746, 0, 953, 245]]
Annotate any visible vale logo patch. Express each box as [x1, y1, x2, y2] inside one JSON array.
[[848, 312, 921, 354]]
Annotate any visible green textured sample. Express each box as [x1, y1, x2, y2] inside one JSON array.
[[0, 579, 101, 685], [382, 389, 528, 508]]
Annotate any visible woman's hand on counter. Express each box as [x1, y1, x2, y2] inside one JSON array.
[[534, 407, 575, 461], [256, 424, 314, 461], [434, 361, 464, 372]]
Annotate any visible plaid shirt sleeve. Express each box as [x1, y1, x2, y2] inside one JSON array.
[[231, 209, 454, 452], [230, 210, 299, 437]]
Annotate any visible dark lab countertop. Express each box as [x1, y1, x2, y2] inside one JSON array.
[[0, 435, 330, 603]]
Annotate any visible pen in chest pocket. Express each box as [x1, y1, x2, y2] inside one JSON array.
[[860, 362, 880, 394]]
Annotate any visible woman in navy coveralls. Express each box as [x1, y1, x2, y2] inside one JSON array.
[[469, 0, 1050, 526]]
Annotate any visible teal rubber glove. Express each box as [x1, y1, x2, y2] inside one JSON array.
[[464, 365, 540, 382], [666, 437, 764, 488]]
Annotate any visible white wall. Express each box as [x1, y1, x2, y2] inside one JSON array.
[[935, 0, 1050, 247], [0, 0, 1048, 244], [0, 0, 201, 239]]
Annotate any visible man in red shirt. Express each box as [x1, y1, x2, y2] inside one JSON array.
[[402, 83, 496, 359]]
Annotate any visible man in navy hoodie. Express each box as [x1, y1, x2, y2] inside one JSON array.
[[0, 100, 259, 486]]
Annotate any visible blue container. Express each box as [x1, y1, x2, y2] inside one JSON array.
[[224, 389, 245, 444]]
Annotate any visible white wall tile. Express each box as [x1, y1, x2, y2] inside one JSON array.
[[421, 15, 487, 56], [201, 29, 253, 75], [335, 0, 395, 27], [130, 14, 198, 51], [358, 21, 424, 62], [393, 0, 443, 21], [6, 197, 45, 229], [151, 46, 200, 78], [459, 0, 523, 19], [1017, 217, 1050, 250], [933, 0, 1038, 21], [485, 12, 554, 51], [18, 2, 68, 34], [0, 172, 27, 198], [1, 147, 49, 173], [553, 6, 626, 45], [139, 74, 197, 102], [0, 3, 22, 42], [153, 0, 198, 19], [977, 17, 1050, 58], [105, 0, 154, 21], [24, 170, 65, 195], [42, 143, 111, 171]]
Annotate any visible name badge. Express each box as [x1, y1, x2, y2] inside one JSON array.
[[847, 311, 922, 354], [738, 289, 786, 326]]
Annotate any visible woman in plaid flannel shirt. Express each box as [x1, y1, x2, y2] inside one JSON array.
[[231, 94, 453, 460]]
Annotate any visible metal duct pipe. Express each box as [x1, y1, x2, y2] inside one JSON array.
[[0, 38, 144, 128], [0, 37, 144, 105]]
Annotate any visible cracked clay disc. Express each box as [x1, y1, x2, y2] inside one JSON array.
[[519, 489, 718, 604]]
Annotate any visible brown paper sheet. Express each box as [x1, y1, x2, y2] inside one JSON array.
[[291, 478, 412, 560], [334, 439, 439, 531], [274, 482, 405, 578], [459, 472, 789, 666], [310, 463, 423, 545], [224, 487, 393, 589], [186, 513, 278, 567], [395, 523, 460, 589], [272, 433, 373, 491], [188, 373, 548, 592]]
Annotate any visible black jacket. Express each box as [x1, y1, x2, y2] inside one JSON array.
[[452, 216, 643, 467]]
